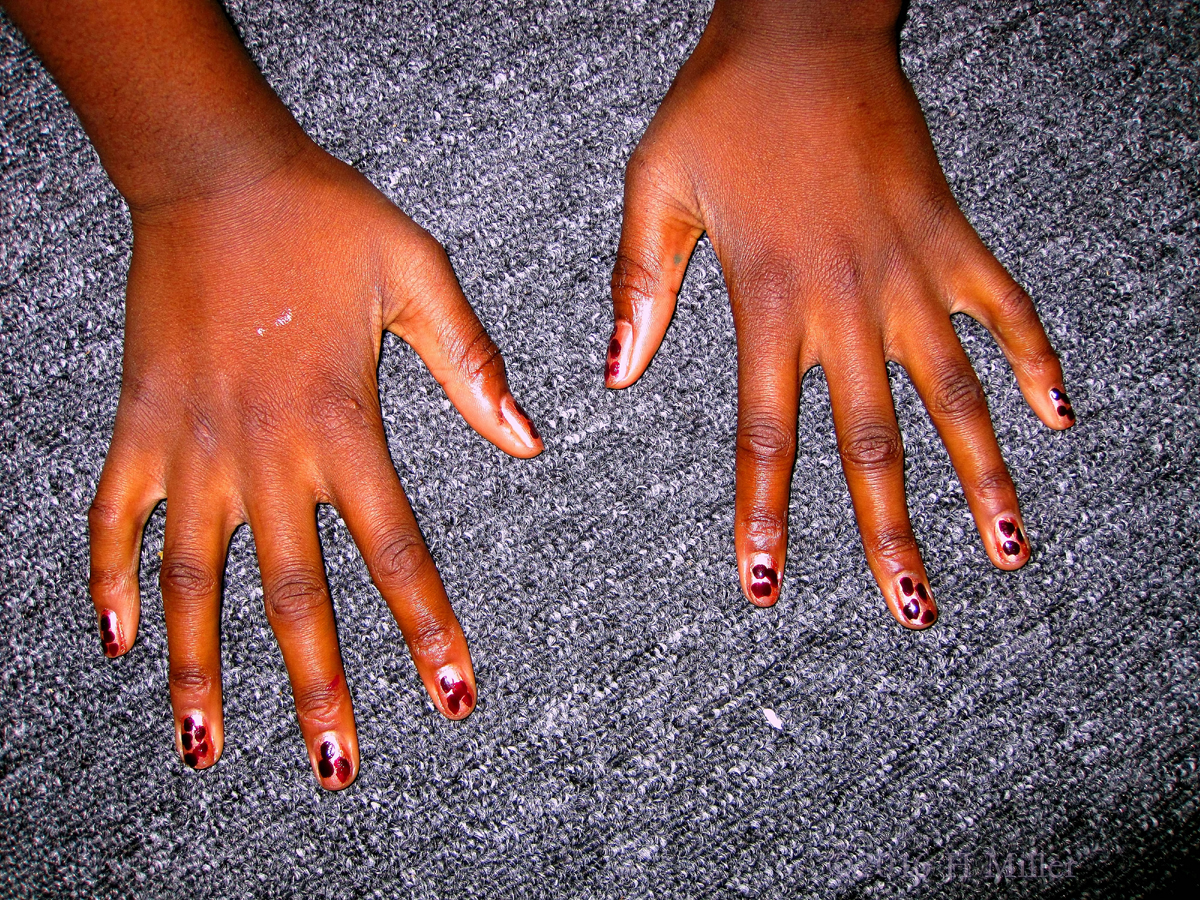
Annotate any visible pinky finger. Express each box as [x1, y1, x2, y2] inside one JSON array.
[[956, 255, 1075, 430]]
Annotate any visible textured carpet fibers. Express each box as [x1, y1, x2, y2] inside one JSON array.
[[1, 1, 1198, 897]]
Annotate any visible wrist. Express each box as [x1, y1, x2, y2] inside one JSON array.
[[705, 0, 902, 63]]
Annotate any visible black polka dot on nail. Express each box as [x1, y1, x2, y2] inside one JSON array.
[[999, 520, 1015, 537], [900, 576, 914, 595], [183, 717, 194, 733], [752, 564, 766, 579], [183, 753, 198, 768], [318, 759, 334, 779], [1003, 540, 1021, 556], [921, 610, 936, 625], [916, 583, 928, 601], [1057, 406, 1068, 416], [182, 732, 193, 750], [903, 599, 920, 620], [320, 741, 334, 761]]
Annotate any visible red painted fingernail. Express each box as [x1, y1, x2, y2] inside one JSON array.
[[437, 666, 475, 717], [500, 395, 541, 448], [996, 514, 1030, 563], [313, 733, 353, 788], [606, 319, 633, 386], [896, 574, 937, 628], [179, 711, 214, 769], [1049, 387, 1075, 424], [98, 609, 124, 657], [747, 555, 780, 606]]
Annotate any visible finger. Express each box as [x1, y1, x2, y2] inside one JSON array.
[[89, 437, 162, 657], [900, 310, 1031, 570], [324, 437, 475, 721], [383, 225, 542, 458], [160, 488, 234, 770], [825, 335, 937, 629], [953, 245, 1075, 430], [732, 328, 801, 608], [607, 149, 703, 388], [249, 496, 357, 790]]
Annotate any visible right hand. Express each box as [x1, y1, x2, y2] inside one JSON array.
[[90, 138, 542, 789]]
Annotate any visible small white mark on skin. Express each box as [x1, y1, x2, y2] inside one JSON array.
[[762, 708, 783, 730], [274, 307, 293, 327], [256, 327, 265, 336]]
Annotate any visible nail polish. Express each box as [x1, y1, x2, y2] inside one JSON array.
[[996, 514, 1029, 561], [437, 667, 475, 717], [896, 574, 937, 628], [179, 712, 213, 769], [99, 609, 123, 657], [1049, 387, 1075, 423], [606, 320, 633, 384], [500, 395, 541, 447], [748, 555, 779, 604], [313, 733, 353, 787]]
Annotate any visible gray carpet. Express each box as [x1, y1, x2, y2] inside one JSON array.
[[2, 1, 1197, 897]]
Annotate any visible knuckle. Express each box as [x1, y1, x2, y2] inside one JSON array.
[[1022, 346, 1062, 381], [839, 420, 904, 474], [974, 468, 1016, 504], [993, 281, 1038, 327], [611, 249, 660, 310], [929, 360, 988, 425], [743, 509, 786, 546], [870, 525, 921, 564], [292, 679, 345, 723], [168, 664, 214, 696], [410, 613, 457, 658], [89, 563, 130, 598], [737, 250, 800, 319], [160, 554, 219, 604], [88, 495, 126, 534], [456, 326, 504, 384], [915, 188, 958, 241], [372, 529, 430, 591], [238, 388, 288, 445], [309, 380, 377, 441], [814, 243, 864, 302], [263, 566, 328, 625], [736, 415, 796, 468]]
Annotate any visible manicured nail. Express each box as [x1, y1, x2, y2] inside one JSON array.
[[98, 609, 124, 657], [500, 394, 541, 448], [436, 666, 475, 717], [1049, 387, 1075, 424], [313, 732, 353, 788], [179, 711, 214, 769], [896, 574, 937, 628], [995, 514, 1030, 563], [747, 554, 780, 606], [606, 319, 633, 385]]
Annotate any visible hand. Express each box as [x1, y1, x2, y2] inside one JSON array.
[[90, 139, 542, 787], [606, 0, 1074, 628]]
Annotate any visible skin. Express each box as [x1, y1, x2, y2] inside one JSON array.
[[607, 0, 1075, 626], [5, 0, 542, 788]]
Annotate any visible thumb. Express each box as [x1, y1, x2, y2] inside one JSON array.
[[607, 150, 703, 388], [383, 224, 543, 459]]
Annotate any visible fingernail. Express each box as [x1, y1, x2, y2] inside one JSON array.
[[606, 319, 633, 385], [995, 513, 1030, 563], [436, 666, 475, 718], [179, 711, 214, 770], [313, 732, 354, 788], [747, 554, 780, 606], [1049, 387, 1075, 424], [98, 609, 124, 657], [896, 574, 937, 628], [500, 395, 541, 448]]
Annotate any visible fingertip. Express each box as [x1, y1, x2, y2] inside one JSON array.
[[97, 607, 133, 657], [177, 709, 221, 771], [888, 572, 938, 630], [988, 512, 1032, 571], [604, 319, 635, 388], [1043, 385, 1077, 430], [499, 394, 544, 458], [741, 553, 782, 607], [311, 731, 357, 790], [431, 663, 476, 721]]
